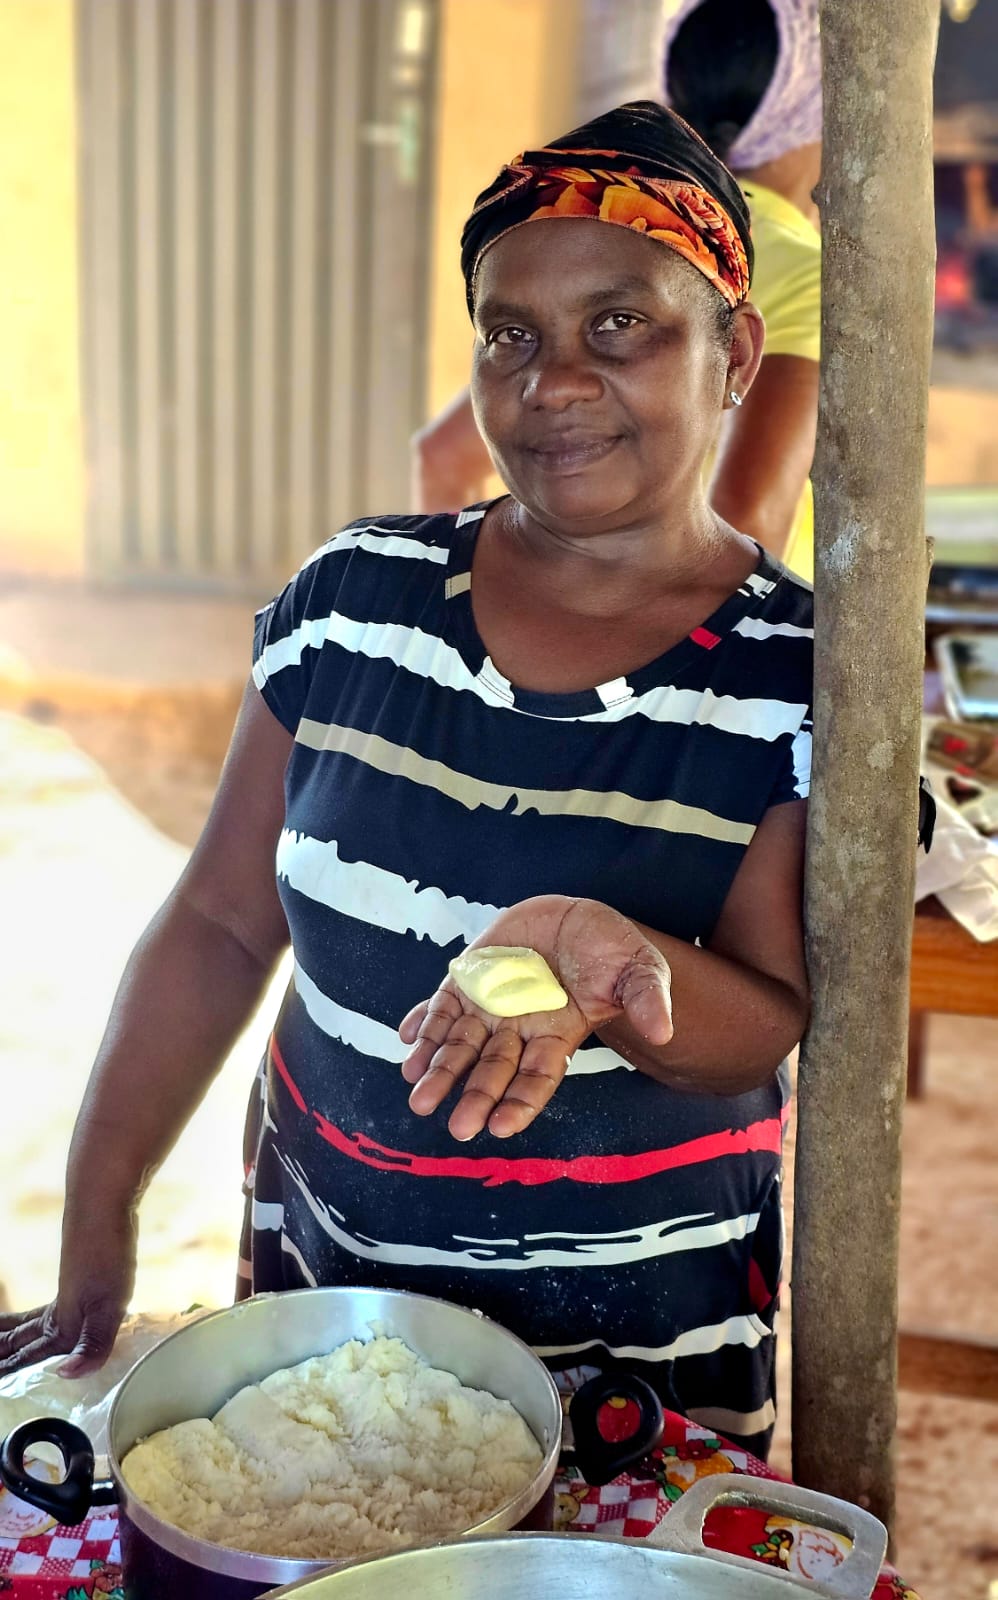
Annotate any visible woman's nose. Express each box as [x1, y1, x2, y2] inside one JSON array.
[[523, 347, 603, 409]]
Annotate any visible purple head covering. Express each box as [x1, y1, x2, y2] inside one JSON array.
[[659, 0, 822, 171]]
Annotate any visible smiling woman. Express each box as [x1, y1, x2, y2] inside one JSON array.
[[0, 102, 813, 1463], [470, 224, 758, 539]]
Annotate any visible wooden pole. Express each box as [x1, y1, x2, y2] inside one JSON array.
[[791, 0, 939, 1538]]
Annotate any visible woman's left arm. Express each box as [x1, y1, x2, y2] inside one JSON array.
[[599, 798, 809, 1093], [400, 801, 808, 1140]]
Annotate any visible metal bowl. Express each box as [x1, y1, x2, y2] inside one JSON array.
[[1, 1287, 563, 1599], [263, 1475, 890, 1600]]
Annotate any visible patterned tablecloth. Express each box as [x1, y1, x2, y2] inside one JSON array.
[[0, 1410, 921, 1598]]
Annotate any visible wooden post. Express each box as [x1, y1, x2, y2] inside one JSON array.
[[791, 0, 939, 1537]]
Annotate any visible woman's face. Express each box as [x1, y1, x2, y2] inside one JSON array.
[[470, 219, 748, 535]]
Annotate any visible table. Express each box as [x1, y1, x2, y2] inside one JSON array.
[[902, 678, 998, 1402], [909, 664, 998, 1097], [903, 901, 998, 1404], [0, 1410, 922, 1598], [908, 895, 998, 1096]]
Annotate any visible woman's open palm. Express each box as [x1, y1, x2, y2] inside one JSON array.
[[399, 896, 673, 1141]]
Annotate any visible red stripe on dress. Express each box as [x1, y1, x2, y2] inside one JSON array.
[[311, 1107, 787, 1188], [270, 1033, 789, 1188], [690, 626, 722, 649], [269, 1033, 308, 1112]]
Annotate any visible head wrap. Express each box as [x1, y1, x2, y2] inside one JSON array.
[[461, 100, 752, 319], [660, 0, 822, 172]]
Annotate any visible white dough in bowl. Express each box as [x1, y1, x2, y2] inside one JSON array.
[[120, 1334, 542, 1559]]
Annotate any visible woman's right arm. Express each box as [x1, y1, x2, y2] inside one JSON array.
[[0, 681, 294, 1377]]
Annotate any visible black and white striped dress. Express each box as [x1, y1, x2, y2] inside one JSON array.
[[240, 503, 813, 1455]]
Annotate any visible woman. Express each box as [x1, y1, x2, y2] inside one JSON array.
[[0, 102, 812, 1458], [411, 0, 821, 578]]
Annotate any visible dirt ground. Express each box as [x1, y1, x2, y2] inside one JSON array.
[[1, 679, 995, 1600]]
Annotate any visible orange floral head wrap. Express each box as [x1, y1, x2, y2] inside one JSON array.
[[461, 101, 753, 317]]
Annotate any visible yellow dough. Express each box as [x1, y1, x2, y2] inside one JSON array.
[[448, 946, 569, 1018]]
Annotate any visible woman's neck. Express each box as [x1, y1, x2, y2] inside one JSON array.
[[737, 142, 822, 229], [486, 496, 756, 620]]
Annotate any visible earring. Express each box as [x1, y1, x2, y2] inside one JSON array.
[[728, 390, 743, 407]]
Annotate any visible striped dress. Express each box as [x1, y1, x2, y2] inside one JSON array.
[[241, 503, 814, 1455]]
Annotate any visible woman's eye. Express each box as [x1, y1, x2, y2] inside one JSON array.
[[593, 311, 644, 333], [488, 326, 533, 346]]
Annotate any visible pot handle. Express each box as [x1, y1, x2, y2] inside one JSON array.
[[0, 1418, 118, 1526], [643, 1472, 888, 1600], [567, 1371, 665, 1486]]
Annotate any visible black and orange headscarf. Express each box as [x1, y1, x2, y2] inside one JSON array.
[[461, 100, 753, 316]]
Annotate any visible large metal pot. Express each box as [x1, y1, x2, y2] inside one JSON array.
[[0, 1287, 563, 1599], [264, 1474, 890, 1600]]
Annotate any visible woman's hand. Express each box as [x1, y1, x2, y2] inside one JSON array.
[[0, 1209, 137, 1378], [399, 896, 672, 1141]]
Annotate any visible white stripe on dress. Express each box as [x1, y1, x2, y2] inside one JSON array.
[[745, 573, 777, 597], [292, 957, 633, 1075], [790, 726, 812, 797], [533, 1313, 773, 1363], [252, 613, 332, 689], [276, 1146, 760, 1269], [280, 1233, 318, 1286], [251, 1199, 285, 1232], [733, 615, 814, 642], [257, 606, 808, 739], [300, 525, 449, 571], [277, 829, 502, 945]]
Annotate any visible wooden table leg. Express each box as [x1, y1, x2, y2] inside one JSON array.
[[906, 1011, 928, 1100], [899, 1328, 998, 1403]]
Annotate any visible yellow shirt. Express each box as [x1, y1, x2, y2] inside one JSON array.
[[740, 182, 822, 583]]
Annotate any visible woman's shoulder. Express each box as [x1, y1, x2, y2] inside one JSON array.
[[755, 554, 814, 628], [260, 511, 457, 610], [727, 551, 813, 674], [299, 510, 459, 574]]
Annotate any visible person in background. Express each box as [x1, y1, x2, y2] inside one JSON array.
[[411, 0, 821, 580], [663, 0, 821, 577]]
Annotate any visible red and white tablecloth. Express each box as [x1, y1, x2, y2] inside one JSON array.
[[0, 1410, 921, 1598]]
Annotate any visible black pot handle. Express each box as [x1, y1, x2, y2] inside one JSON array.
[[0, 1418, 118, 1526], [568, 1370, 665, 1486]]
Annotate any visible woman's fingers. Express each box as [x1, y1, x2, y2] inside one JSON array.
[[445, 1033, 570, 1142], [0, 1305, 47, 1337], [0, 1308, 87, 1377], [0, 1334, 56, 1377], [398, 1000, 429, 1047], [446, 1029, 525, 1141], [486, 1035, 571, 1139], [56, 1304, 123, 1378], [0, 1311, 51, 1366], [0, 1288, 126, 1378], [407, 1012, 491, 1114], [617, 946, 674, 1045], [400, 989, 464, 1084]]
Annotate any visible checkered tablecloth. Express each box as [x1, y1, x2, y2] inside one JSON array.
[[554, 1413, 920, 1600], [0, 1412, 921, 1598], [0, 1515, 120, 1597]]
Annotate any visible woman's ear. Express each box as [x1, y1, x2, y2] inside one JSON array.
[[725, 301, 766, 406]]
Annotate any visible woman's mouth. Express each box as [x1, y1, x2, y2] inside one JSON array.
[[526, 434, 622, 473]]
